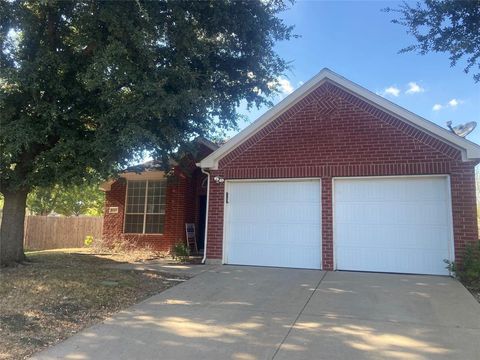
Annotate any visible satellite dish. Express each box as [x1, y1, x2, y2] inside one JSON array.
[[446, 121, 477, 138]]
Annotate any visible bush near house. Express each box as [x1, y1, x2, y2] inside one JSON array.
[[457, 241, 480, 284], [170, 242, 190, 263], [445, 241, 480, 303]]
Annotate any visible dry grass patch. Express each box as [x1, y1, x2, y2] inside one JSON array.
[[0, 249, 187, 360]]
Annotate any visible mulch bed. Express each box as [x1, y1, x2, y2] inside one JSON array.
[[0, 250, 187, 360]]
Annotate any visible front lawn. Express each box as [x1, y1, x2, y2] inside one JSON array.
[[0, 249, 186, 360]]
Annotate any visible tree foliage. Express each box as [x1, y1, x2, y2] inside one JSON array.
[[385, 0, 480, 82], [0, 0, 294, 264], [27, 183, 104, 216], [1, 0, 294, 192]]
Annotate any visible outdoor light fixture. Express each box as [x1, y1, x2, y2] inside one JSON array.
[[213, 176, 225, 184]]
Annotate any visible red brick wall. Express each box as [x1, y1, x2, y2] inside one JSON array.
[[101, 141, 214, 252], [102, 169, 195, 252], [206, 81, 478, 269], [192, 168, 208, 231], [103, 179, 127, 241]]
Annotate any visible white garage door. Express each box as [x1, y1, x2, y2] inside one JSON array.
[[225, 180, 321, 269], [334, 177, 452, 275]]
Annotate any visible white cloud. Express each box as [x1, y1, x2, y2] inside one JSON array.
[[432, 98, 463, 111], [267, 77, 294, 95], [406, 82, 425, 94], [383, 86, 400, 97], [277, 77, 294, 94], [448, 98, 460, 107]]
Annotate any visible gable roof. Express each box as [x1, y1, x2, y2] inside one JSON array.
[[199, 68, 480, 169]]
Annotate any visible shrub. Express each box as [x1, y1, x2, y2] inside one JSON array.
[[90, 236, 111, 253], [89, 236, 166, 262], [84, 235, 94, 247], [171, 242, 190, 262], [445, 240, 480, 284]]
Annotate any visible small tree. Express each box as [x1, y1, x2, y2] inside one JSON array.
[[27, 183, 104, 216], [26, 187, 59, 216], [384, 0, 480, 82], [0, 0, 294, 265], [55, 183, 104, 216]]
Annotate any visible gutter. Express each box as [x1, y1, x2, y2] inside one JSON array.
[[200, 167, 210, 264]]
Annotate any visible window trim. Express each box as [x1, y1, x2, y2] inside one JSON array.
[[123, 179, 167, 235]]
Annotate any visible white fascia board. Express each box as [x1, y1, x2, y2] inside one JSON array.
[[200, 68, 480, 169]]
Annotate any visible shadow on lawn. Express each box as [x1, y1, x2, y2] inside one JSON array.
[[0, 249, 187, 360]]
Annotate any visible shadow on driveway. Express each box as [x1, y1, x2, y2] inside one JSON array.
[[32, 267, 480, 360]]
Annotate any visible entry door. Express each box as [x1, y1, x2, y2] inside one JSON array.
[[334, 177, 452, 275], [225, 180, 321, 269]]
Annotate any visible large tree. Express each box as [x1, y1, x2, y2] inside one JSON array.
[[385, 0, 480, 82], [0, 0, 294, 265]]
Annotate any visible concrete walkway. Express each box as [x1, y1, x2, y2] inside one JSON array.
[[105, 259, 220, 277], [33, 267, 480, 360]]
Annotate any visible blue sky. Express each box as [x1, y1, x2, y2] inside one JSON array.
[[234, 0, 480, 145]]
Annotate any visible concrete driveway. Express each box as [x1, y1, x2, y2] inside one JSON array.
[[33, 266, 480, 360]]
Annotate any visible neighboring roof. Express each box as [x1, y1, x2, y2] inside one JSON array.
[[124, 160, 165, 173], [100, 137, 218, 191], [195, 137, 220, 151], [124, 136, 219, 173], [200, 68, 480, 169]]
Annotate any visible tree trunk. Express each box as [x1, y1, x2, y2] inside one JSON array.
[[0, 189, 28, 266]]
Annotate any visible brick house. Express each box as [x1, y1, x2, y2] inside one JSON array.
[[100, 138, 217, 252], [199, 68, 479, 275], [101, 69, 479, 275]]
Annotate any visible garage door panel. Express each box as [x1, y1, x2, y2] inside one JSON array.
[[229, 203, 320, 224], [336, 247, 449, 274], [229, 181, 317, 203], [226, 180, 321, 269], [337, 224, 449, 250], [336, 202, 449, 226], [336, 178, 447, 202], [334, 177, 452, 275], [229, 223, 321, 246], [227, 242, 321, 269]]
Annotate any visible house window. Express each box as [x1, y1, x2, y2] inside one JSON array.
[[124, 180, 166, 234]]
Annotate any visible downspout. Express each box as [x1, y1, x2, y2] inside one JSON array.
[[200, 167, 210, 264]]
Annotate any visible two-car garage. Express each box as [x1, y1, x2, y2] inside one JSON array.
[[200, 70, 479, 277], [224, 176, 452, 275]]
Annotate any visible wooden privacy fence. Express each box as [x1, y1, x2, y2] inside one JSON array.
[[24, 216, 103, 250]]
